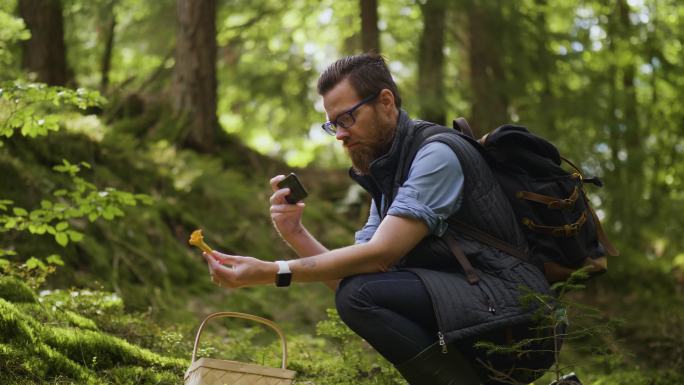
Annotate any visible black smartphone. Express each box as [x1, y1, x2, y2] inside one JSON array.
[[277, 173, 308, 204]]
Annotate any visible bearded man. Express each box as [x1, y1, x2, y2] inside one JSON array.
[[202, 53, 557, 385]]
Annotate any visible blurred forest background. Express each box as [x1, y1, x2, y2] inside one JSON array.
[[1, 0, 683, 384]]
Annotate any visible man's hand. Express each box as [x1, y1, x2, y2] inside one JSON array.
[[269, 175, 306, 239], [202, 251, 278, 288]]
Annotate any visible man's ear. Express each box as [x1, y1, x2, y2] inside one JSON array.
[[378, 88, 395, 112]]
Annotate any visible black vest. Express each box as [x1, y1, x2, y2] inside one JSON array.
[[350, 110, 552, 342]]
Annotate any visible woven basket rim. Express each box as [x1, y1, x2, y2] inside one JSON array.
[[184, 357, 297, 380]]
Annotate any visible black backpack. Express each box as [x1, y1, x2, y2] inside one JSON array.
[[418, 118, 619, 283]]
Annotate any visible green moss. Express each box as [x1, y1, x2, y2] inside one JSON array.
[[63, 310, 99, 330], [43, 326, 186, 371], [0, 276, 36, 303], [0, 291, 186, 384], [100, 365, 183, 385], [592, 370, 684, 385], [0, 299, 38, 344]]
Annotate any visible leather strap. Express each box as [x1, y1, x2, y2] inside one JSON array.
[[443, 233, 480, 284], [449, 219, 529, 261], [583, 194, 620, 256], [522, 211, 588, 237], [516, 185, 580, 210], [452, 117, 475, 138]]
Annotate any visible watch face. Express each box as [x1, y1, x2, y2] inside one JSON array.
[[275, 272, 292, 287]]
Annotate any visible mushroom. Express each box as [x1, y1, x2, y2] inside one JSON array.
[[189, 229, 213, 253]]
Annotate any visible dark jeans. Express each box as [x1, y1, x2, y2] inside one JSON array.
[[335, 271, 439, 364], [335, 271, 558, 383]]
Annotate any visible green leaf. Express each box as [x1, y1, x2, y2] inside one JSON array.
[[0, 199, 13, 210], [102, 208, 114, 220], [0, 249, 17, 257], [0, 258, 9, 270], [56, 221, 69, 231], [67, 230, 84, 242], [55, 232, 69, 247], [25, 256, 45, 271], [46, 254, 64, 266], [40, 200, 53, 209], [12, 207, 28, 216]]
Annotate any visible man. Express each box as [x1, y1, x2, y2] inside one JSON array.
[[202, 53, 556, 384]]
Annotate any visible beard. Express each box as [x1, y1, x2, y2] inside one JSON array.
[[346, 112, 395, 175]]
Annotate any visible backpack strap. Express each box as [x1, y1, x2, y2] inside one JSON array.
[[449, 218, 528, 261], [452, 117, 475, 138], [443, 232, 480, 284], [400, 122, 483, 284], [561, 156, 619, 257]]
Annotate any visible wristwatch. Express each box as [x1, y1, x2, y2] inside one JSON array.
[[274, 260, 292, 287]]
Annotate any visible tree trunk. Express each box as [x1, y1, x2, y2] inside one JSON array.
[[18, 0, 72, 86], [360, 0, 380, 53], [534, 0, 556, 136], [100, 1, 117, 92], [617, 0, 643, 244], [467, 4, 508, 135], [173, 0, 218, 152], [418, 0, 446, 125]]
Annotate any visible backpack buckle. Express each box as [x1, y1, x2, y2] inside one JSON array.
[[552, 223, 579, 237]]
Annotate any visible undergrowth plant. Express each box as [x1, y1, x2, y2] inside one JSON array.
[[474, 269, 622, 385]]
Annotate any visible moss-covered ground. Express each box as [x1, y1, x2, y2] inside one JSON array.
[[1, 108, 683, 384]]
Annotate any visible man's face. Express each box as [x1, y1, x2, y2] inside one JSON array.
[[322, 78, 396, 175]]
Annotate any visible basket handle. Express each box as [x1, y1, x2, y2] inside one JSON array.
[[190, 311, 289, 370]]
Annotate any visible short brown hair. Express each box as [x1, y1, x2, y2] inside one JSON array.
[[317, 53, 402, 108]]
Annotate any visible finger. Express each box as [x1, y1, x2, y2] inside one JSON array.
[[202, 252, 218, 268], [270, 203, 303, 214], [269, 175, 286, 191], [269, 188, 291, 205], [208, 251, 241, 265]]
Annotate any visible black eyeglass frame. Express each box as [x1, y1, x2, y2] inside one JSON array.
[[321, 92, 380, 136]]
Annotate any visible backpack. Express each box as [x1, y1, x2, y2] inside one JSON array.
[[416, 118, 619, 283]]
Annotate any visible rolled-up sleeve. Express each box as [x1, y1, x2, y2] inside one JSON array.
[[386, 142, 464, 236], [354, 199, 381, 244]]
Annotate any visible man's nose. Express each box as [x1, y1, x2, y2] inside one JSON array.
[[335, 126, 350, 141]]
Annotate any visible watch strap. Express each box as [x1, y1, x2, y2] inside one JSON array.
[[274, 260, 292, 287]]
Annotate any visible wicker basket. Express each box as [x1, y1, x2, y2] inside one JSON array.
[[184, 312, 296, 385]]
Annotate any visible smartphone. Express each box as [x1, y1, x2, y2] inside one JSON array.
[[277, 173, 308, 204]]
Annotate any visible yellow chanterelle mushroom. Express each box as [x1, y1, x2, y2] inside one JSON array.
[[189, 229, 213, 253]]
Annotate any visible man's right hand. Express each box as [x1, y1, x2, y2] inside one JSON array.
[[269, 175, 306, 239]]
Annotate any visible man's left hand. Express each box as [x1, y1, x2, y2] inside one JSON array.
[[202, 251, 277, 288]]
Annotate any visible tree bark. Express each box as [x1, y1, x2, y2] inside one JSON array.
[[467, 4, 508, 135], [100, 1, 117, 92], [18, 0, 72, 86], [173, 0, 218, 152], [418, 0, 446, 125], [360, 0, 380, 53]]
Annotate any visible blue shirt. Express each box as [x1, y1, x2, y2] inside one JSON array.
[[354, 141, 465, 243]]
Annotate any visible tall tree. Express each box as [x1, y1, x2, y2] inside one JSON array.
[[604, 0, 645, 245], [467, 3, 508, 134], [417, 0, 446, 124], [360, 0, 380, 53], [100, 0, 118, 92], [173, 0, 218, 152], [18, 0, 72, 86]]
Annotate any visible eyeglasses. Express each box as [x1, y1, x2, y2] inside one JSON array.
[[321, 92, 379, 136]]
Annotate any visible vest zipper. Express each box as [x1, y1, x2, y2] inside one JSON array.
[[405, 271, 451, 354], [437, 331, 448, 353], [478, 282, 497, 314]]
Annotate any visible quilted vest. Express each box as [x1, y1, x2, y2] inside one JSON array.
[[350, 110, 552, 342]]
